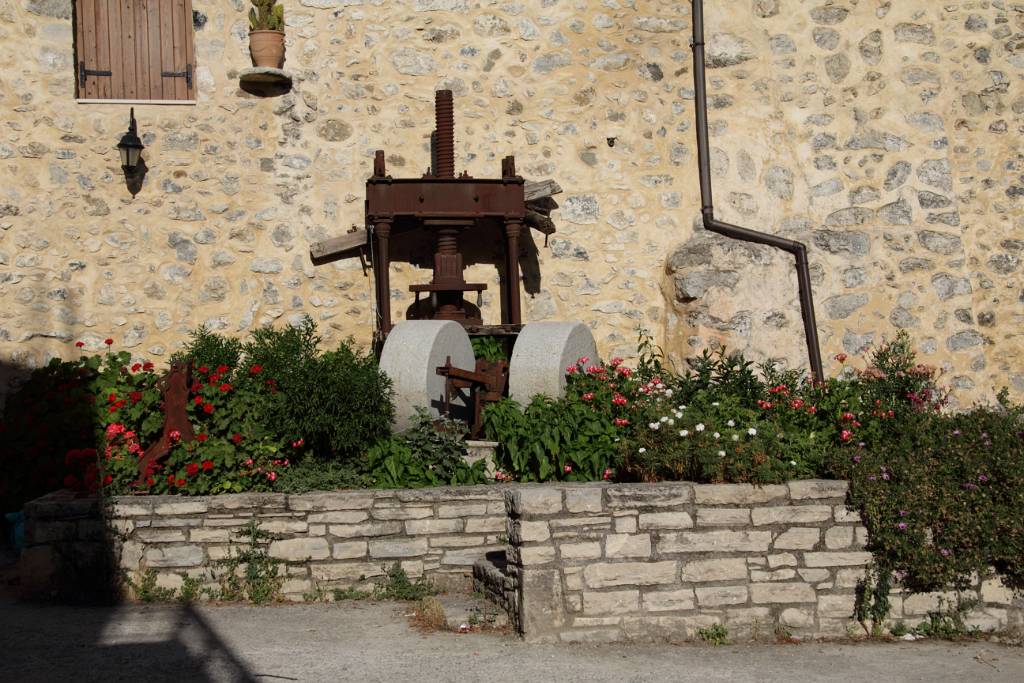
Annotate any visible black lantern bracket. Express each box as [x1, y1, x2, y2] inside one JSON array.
[[117, 108, 147, 196]]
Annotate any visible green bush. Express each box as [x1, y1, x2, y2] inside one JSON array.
[[831, 403, 1024, 593], [175, 318, 394, 463], [369, 410, 486, 488], [0, 347, 163, 509], [483, 395, 620, 482]]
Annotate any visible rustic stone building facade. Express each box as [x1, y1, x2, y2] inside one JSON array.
[[1, 0, 1021, 404]]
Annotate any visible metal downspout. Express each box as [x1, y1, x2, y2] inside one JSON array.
[[689, 0, 825, 380]]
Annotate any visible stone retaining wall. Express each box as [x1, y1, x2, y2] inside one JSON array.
[[503, 481, 1022, 643], [22, 480, 1022, 643], [23, 486, 506, 600]]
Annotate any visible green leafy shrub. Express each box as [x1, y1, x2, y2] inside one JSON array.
[[484, 395, 620, 482], [273, 457, 373, 493], [471, 336, 508, 362], [831, 404, 1024, 593], [369, 410, 486, 488], [230, 319, 393, 461]]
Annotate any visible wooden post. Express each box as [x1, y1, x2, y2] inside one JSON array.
[[374, 218, 393, 335], [504, 219, 523, 325]]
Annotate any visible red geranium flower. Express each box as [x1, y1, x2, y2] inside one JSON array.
[[131, 363, 142, 372], [193, 395, 203, 405], [104, 338, 114, 346], [197, 433, 209, 442], [142, 362, 154, 371], [107, 393, 117, 403], [130, 391, 143, 404], [203, 403, 214, 414], [176, 478, 186, 487], [219, 383, 231, 392], [167, 475, 176, 485], [186, 463, 199, 476], [231, 433, 243, 444], [201, 460, 214, 471], [75, 341, 85, 348], [216, 364, 229, 375], [197, 365, 209, 375], [249, 364, 263, 375]]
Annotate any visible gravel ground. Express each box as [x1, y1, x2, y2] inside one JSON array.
[[1, 601, 1022, 683]]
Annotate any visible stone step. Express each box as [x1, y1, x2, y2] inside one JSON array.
[[472, 551, 518, 632], [436, 591, 508, 632]]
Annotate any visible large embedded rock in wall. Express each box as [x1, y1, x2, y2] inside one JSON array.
[[663, 224, 807, 373], [0, 0, 1021, 405]]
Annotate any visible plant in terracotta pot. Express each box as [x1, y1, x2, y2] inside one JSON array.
[[249, 0, 285, 69]]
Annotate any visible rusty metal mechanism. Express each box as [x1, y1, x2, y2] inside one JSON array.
[[436, 356, 509, 437], [366, 89, 528, 341], [134, 361, 195, 487], [310, 90, 565, 431]]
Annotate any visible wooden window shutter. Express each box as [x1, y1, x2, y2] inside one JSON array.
[[76, 0, 195, 101]]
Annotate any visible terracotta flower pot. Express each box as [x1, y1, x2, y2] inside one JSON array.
[[249, 30, 285, 69]]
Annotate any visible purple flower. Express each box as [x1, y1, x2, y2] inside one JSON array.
[[852, 455, 862, 464], [882, 472, 891, 481], [868, 475, 877, 481], [978, 474, 989, 483], [952, 430, 961, 437], [896, 522, 908, 531], [940, 548, 951, 557], [898, 510, 907, 517]]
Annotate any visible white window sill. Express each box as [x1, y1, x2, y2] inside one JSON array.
[[76, 99, 197, 106]]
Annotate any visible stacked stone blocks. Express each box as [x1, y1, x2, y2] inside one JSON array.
[[504, 481, 1019, 643], [22, 480, 1020, 642], [25, 487, 507, 600]]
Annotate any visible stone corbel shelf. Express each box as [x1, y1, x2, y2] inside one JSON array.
[[238, 67, 293, 97]]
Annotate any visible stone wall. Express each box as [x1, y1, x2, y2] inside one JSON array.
[[24, 480, 1022, 643], [1, 1, 1022, 404], [504, 480, 1022, 642], [23, 486, 507, 600]]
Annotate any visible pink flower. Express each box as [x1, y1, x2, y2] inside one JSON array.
[[602, 468, 613, 481], [613, 418, 629, 427], [565, 365, 577, 375], [578, 356, 590, 365], [169, 430, 181, 443], [835, 353, 848, 363], [609, 357, 623, 367], [564, 465, 572, 473], [581, 392, 595, 401], [840, 429, 853, 442], [267, 471, 277, 481], [616, 366, 632, 377], [612, 393, 627, 406], [244, 458, 253, 466]]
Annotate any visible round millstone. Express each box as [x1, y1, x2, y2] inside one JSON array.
[[379, 320, 475, 432], [508, 321, 598, 404]]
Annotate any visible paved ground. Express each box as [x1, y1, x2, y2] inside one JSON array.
[[1, 601, 1022, 683]]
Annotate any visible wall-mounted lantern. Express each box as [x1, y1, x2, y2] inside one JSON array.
[[116, 108, 146, 196]]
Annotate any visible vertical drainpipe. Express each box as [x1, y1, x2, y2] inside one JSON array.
[[689, 0, 825, 381]]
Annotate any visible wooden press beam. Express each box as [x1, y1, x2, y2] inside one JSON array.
[[309, 179, 563, 263]]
